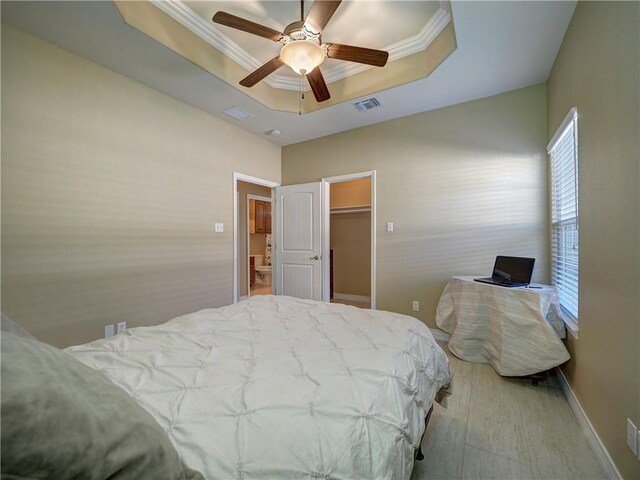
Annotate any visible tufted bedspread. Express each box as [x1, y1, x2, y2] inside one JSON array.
[[66, 295, 452, 479]]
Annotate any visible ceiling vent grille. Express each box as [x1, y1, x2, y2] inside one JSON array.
[[352, 97, 382, 112], [223, 106, 254, 120]]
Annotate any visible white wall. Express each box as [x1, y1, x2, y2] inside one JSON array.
[[283, 84, 549, 326], [547, 2, 640, 477], [1, 24, 281, 347]]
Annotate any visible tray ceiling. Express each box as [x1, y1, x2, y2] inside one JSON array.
[[0, 1, 577, 145], [147, 1, 451, 93]]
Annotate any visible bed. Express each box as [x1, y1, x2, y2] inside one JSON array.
[[65, 295, 452, 479]]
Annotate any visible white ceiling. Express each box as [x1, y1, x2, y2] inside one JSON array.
[[1, 1, 576, 146], [180, 1, 440, 82]]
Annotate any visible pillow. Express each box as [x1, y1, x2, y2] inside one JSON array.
[[1, 314, 37, 340], [1, 332, 203, 480]]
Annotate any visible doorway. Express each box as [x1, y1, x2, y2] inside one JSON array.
[[322, 171, 376, 309], [233, 171, 376, 307], [233, 173, 279, 303], [247, 194, 272, 297]]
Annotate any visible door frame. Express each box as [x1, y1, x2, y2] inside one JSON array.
[[233, 172, 279, 304], [321, 170, 377, 309], [246, 193, 273, 297]]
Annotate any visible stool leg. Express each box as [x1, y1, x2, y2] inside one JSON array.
[[415, 406, 434, 461], [529, 369, 550, 387]]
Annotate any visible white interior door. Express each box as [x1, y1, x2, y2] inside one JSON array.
[[274, 182, 327, 300]]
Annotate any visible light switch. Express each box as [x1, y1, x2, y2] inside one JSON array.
[[386, 222, 394, 232], [215, 223, 224, 233]]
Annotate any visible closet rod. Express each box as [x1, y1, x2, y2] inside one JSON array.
[[330, 206, 371, 214]]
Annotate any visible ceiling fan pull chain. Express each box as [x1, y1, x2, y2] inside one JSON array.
[[298, 76, 303, 116]]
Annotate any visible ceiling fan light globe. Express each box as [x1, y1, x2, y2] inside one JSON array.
[[280, 40, 325, 76]]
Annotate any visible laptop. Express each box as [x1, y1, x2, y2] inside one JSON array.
[[474, 256, 535, 288]]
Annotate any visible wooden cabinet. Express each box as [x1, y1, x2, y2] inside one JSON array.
[[249, 200, 256, 234], [254, 200, 271, 234], [265, 203, 271, 234]]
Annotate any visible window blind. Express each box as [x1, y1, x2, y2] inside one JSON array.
[[548, 108, 579, 320]]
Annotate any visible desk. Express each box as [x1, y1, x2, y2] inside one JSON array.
[[436, 276, 570, 376]]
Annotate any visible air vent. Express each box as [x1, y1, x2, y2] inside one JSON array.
[[223, 106, 254, 120], [352, 97, 382, 112]]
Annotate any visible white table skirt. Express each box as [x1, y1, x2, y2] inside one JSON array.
[[436, 276, 570, 376]]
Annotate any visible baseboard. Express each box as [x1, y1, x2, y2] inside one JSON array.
[[555, 368, 622, 480], [333, 293, 371, 303], [239, 295, 248, 301], [429, 328, 451, 342]]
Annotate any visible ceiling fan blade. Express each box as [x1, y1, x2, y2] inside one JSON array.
[[306, 68, 331, 102], [326, 43, 389, 67], [303, 0, 342, 36], [212, 11, 284, 42], [240, 57, 285, 88]]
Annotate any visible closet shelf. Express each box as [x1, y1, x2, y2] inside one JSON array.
[[330, 205, 371, 214]]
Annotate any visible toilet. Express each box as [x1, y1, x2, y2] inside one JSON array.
[[253, 255, 272, 285]]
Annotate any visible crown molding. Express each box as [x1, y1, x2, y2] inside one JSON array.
[[149, 1, 265, 74], [150, 0, 304, 90], [150, 0, 452, 92], [322, 3, 451, 84]]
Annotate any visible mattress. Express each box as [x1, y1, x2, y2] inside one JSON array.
[[67, 295, 452, 479]]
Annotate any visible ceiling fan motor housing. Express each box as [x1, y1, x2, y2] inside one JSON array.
[[284, 21, 306, 40]]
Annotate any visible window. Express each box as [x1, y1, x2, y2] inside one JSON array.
[[547, 107, 579, 332]]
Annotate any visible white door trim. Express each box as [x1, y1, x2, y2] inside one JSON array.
[[233, 172, 279, 304], [321, 180, 330, 301], [321, 170, 377, 309], [246, 194, 273, 297]]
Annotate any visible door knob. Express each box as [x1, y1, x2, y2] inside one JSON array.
[[309, 255, 320, 260]]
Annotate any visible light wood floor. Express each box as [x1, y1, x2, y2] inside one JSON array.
[[330, 298, 370, 309], [412, 343, 605, 480], [250, 285, 272, 296]]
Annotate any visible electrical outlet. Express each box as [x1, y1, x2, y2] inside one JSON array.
[[104, 324, 115, 338], [627, 419, 638, 456], [215, 223, 224, 233], [412, 301, 419, 311], [386, 222, 394, 232], [117, 321, 127, 334]]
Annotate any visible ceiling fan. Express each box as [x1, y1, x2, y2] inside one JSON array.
[[212, 0, 389, 103]]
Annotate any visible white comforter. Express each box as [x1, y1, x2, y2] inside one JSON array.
[[67, 296, 452, 479]]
